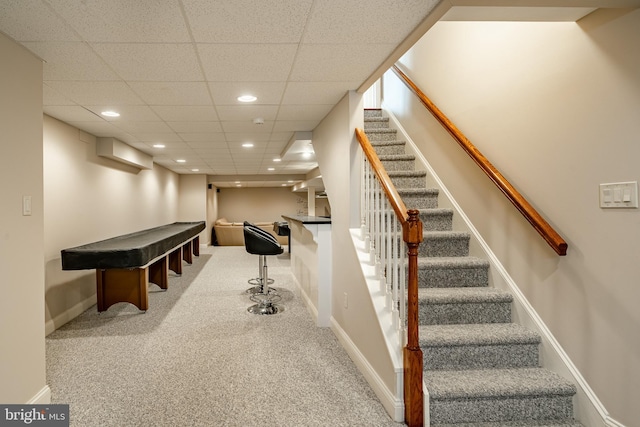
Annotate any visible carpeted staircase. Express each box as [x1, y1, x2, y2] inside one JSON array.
[[363, 109, 583, 427]]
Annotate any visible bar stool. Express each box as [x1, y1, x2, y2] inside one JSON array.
[[244, 222, 275, 294], [243, 223, 284, 315]]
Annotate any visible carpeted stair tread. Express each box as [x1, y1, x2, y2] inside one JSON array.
[[421, 231, 470, 257], [364, 116, 389, 122], [364, 108, 383, 117], [419, 323, 540, 347], [365, 128, 397, 135], [424, 230, 470, 240], [418, 287, 513, 303], [369, 139, 405, 147], [387, 170, 427, 178], [425, 368, 577, 400], [378, 153, 415, 161], [417, 256, 490, 271], [431, 420, 583, 427], [417, 257, 491, 288], [398, 187, 439, 195], [369, 140, 407, 155]]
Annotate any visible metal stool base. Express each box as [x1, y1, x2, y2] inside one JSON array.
[[245, 285, 276, 294], [247, 303, 283, 315]]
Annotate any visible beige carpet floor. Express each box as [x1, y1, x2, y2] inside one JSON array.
[[46, 245, 400, 427]]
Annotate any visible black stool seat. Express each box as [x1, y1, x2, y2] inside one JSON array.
[[243, 224, 284, 256], [243, 222, 284, 315]]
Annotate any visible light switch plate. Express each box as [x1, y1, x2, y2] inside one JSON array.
[[599, 181, 638, 208]]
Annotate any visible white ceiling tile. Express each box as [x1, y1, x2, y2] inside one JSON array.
[[130, 133, 183, 143], [178, 133, 227, 142], [221, 121, 275, 133], [150, 106, 218, 122], [129, 82, 212, 105], [44, 106, 103, 122], [51, 0, 191, 42], [91, 43, 203, 81], [272, 120, 319, 132], [269, 132, 294, 142], [224, 133, 271, 142], [1, 0, 434, 183], [277, 105, 333, 121], [216, 106, 279, 122], [282, 82, 355, 105], [209, 82, 286, 106], [64, 120, 122, 137], [303, 0, 436, 44], [290, 44, 396, 82], [24, 42, 119, 80], [146, 141, 191, 150], [0, 0, 80, 42], [198, 44, 297, 82], [43, 84, 76, 106], [46, 81, 144, 105], [186, 141, 229, 149], [192, 148, 231, 155], [167, 122, 223, 133], [112, 121, 173, 133], [85, 105, 162, 121], [183, 0, 312, 43]]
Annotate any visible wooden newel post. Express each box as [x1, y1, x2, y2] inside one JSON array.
[[403, 209, 424, 427]]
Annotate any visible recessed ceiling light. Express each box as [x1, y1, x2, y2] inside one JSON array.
[[101, 110, 120, 117], [191, 169, 199, 172], [273, 158, 281, 162], [153, 144, 165, 148], [236, 184, 242, 187], [302, 152, 311, 159], [234, 181, 241, 184], [176, 159, 186, 163], [267, 167, 275, 171], [287, 180, 294, 183], [281, 184, 287, 187], [237, 95, 257, 103], [242, 143, 254, 148]]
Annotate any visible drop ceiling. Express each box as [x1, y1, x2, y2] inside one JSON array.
[[0, 0, 441, 186], [0, 0, 625, 188]]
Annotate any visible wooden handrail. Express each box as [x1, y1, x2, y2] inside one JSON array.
[[356, 128, 424, 427], [391, 64, 568, 256]]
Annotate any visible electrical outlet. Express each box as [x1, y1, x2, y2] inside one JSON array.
[[343, 292, 348, 309], [22, 195, 32, 216]]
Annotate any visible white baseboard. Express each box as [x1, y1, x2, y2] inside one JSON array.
[[45, 295, 96, 336], [330, 318, 404, 422], [28, 386, 51, 404]]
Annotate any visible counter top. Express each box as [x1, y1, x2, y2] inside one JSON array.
[[282, 214, 331, 225]]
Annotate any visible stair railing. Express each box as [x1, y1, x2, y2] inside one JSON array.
[[356, 127, 424, 427], [391, 64, 568, 256]]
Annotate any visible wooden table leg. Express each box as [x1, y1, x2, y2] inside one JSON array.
[[96, 268, 149, 312], [193, 236, 200, 256], [183, 241, 193, 264], [149, 256, 168, 290], [169, 247, 183, 275]]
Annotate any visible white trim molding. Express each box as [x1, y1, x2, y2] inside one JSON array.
[[330, 317, 404, 422], [28, 386, 51, 404]]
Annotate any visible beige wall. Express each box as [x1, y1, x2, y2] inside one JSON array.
[[178, 174, 209, 244], [313, 92, 400, 411], [216, 186, 311, 224], [388, 9, 640, 425], [0, 33, 47, 403], [43, 115, 180, 334]]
